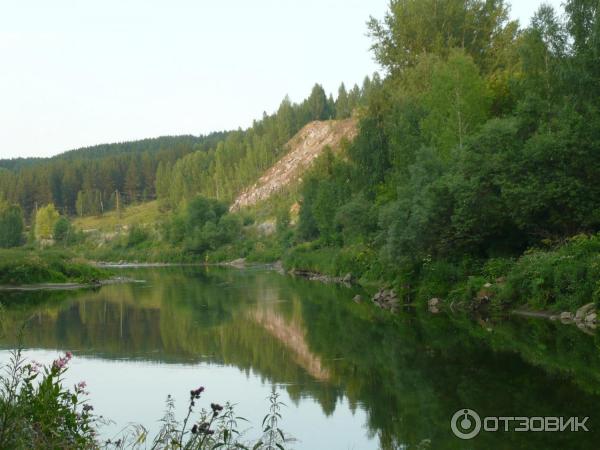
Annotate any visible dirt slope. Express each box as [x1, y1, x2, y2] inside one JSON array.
[[230, 118, 357, 211]]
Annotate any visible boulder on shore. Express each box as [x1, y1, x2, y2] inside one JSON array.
[[575, 303, 596, 322], [372, 288, 399, 311], [560, 311, 574, 322]]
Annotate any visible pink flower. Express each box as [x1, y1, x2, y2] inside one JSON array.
[[27, 360, 42, 374], [52, 352, 73, 371], [75, 380, 89, 395]]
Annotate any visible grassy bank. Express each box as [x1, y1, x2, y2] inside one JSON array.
[[0, 249, 108, 285]]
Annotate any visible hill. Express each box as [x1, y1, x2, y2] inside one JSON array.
[[230, 118, 357, 211]]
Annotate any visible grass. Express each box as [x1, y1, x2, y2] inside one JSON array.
[[72, 200, 163, 233], [0, 248, 108, 285]]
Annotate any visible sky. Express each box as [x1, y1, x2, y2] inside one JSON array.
[[0, 0, 564, 159]]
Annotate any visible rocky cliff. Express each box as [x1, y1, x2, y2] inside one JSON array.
[[230, 118, 357, 211]]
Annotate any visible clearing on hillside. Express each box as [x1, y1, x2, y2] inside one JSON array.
[[230, 118, 357, 211]]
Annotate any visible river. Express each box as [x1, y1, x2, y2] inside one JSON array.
[[0, 266, 599, 449]]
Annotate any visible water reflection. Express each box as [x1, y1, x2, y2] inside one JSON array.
[[1, 266, 600, 449]]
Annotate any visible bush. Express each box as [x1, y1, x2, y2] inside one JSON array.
[[127, 225, 149, 248], [497, 234, 600, 311], [53, 217, 73, 244], [0, 349, 96, 449]]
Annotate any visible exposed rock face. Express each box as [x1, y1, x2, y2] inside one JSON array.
[[230, 118, 357, 211]]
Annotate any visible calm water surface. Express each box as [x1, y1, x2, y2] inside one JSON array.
[[1, 266, 600, 449]]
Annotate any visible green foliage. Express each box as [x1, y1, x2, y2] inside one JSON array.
[[421, 49, 491, 154], [0, 349, 96, 449], [53, 216, 73, 244], [0, 249, 107, 284], [34, 204, 60, 241], [0, 201, 24, 248], [127, 225, 149, 248], [162, 196, 242, 257], [497, 234, 600, 311], [367, 0, 514, 74]]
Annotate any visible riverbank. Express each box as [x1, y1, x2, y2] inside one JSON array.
[[281, 234, 600, 323], [0, 249, 110, 286]]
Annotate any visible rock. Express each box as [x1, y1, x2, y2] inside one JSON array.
[[342, 273, 353, 283], [585, 312, 597, 324], [559, 311, 574, 322], [371, 288, 399, 311], [495, 276, 507, 284], [428, 298, 440, 308], [353, 294, 362, 304], [483, 282, 493, 288], [429, 306, 440, 314], [575, 303, 596, 321]]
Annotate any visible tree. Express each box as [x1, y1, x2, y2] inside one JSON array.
[[53, 216, 73, 244], [368, 0, 514, 74], [335, 83, 350, 119], [306, 84, 329, 120], [421, 49, 491, 155], [0, 200, 24, 248], [35, 204, 60, 240]]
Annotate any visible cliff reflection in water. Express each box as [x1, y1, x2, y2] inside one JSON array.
[[2, 267, 600, 449]]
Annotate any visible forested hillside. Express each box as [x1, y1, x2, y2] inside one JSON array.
[[0, 134, 226, 217], [285, 0, 600, 309], [0, 80, 374, 218]]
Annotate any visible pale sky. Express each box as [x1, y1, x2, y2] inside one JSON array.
[[0, 0, 563, 159]]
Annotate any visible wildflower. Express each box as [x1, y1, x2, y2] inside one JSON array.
[[53, 351, 74, 370], [75, 381, 89, 395], [198, 422, 213, 434], [83, 404, 94, 413], [211, 403, 223, 415], [27, 360, 42, 374], [190, 386, 205, 399]]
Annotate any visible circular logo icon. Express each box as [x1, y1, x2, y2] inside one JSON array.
[[451, 409, 482, 440]]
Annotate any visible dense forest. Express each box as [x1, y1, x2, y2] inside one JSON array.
[[291, 0, 600, 293], [0, 135, 224, 217]]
